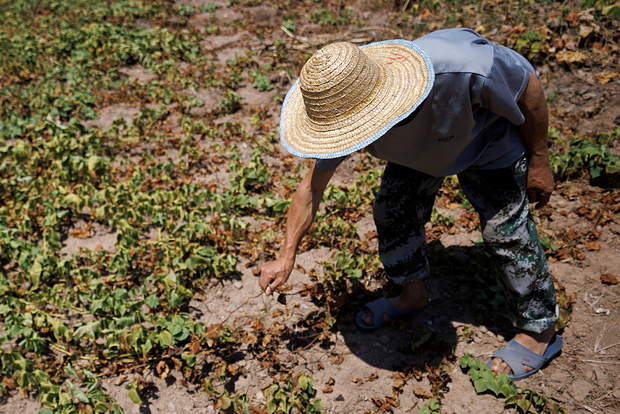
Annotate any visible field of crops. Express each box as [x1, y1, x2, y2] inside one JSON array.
[[1, 0, 619, 413]]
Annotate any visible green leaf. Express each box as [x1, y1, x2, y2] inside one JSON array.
[[65, 364, 79, 379], [75, 387, 90, 403], [156, 330, 173, 348], [146, 295, 160, 309], [182, 352, 196, 367], [128, 387, 142, 405]]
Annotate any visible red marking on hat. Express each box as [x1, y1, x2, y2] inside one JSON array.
[[522, 357, 531, 363], [386, 56, 407, 65]]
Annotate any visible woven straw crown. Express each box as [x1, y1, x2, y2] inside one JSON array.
[[280, 39, 435, 159]]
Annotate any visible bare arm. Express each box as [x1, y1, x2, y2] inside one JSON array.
[[518, 73, 554, 209], [259, 163, 335, 295]]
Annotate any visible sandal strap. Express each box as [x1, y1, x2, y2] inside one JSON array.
[[491, 339, 548, 377], [365, 297, 406, 321]]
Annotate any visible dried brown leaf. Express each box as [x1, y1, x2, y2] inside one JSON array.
[[371, 397, 384, 407], [385, 395, 400, 407], [596, 72, 618, 85], [114, 374, 128, 386], [72, 228, 91, 239], [572, 249, 586, 260], [557, 50, 588, 64], [328, 353, 344, 365], [189, 340, 200, 355], [413, 387, 433, 399], [601, 273, 619, 285], [246, 332, 258, 346]]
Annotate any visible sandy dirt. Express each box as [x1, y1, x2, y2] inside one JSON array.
[[2, 1, 620, 413]]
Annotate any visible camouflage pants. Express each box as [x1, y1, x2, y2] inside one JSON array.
[[373, 156, 557, 333]]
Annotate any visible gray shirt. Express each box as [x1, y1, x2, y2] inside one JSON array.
[[316, 28, 535, 176]]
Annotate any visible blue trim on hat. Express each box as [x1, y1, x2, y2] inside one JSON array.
[[280, 39, 435, 159]]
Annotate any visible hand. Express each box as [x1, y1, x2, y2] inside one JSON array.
[[527, 160, 555, 209], [259, 257, 294, 296]]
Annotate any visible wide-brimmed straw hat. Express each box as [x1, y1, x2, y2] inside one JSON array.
[[280, 39, 434, 159]]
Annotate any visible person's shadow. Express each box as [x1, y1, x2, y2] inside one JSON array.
[[316, 242, 519, 372]]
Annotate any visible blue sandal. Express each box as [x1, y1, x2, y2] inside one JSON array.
[[355, 297, 425, 330], [487, 334, 563, 380]]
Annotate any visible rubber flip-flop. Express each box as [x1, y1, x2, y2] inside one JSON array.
[[355, 297, 425, 330], [486, 334, 563, 381]]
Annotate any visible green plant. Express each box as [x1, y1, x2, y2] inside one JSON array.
[[460, 354, 566, 413], [310, 7, 354, 25], [431, 207, 455, 227], [263, 372, 323, 414], [408, 326, 432, 352], [581, 0, 620, 17], [205, 24, 221, 35], [512, 31, 546, 61], [200, 3, 222, 13], [419, 398, 442, 414], [218, 89, 242, 113], [251, 72, 275, 91], [550, 137, 620, 180], [322, 251, 382, 280], [176, 4, 194, 17], [283, 15, 297, 31]]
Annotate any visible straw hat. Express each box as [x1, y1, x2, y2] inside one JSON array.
[[280, 39, 434, 159]]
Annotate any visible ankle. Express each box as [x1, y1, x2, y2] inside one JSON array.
[[516, 326, 556, 344], [393, 280, 429, 310]]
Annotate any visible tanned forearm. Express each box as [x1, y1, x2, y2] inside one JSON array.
[[259, 164, 335, 294], [518, 73, 554, 208], [518, 73, 550, 167], [281, 164, 335, 263]]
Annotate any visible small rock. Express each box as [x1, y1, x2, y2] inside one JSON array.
[[595, 368, 607, 386], [378, 334, 390, 344], [233, 281, 243, 289], [556, 199, 567, 208], [167, 400, 176, 412], [569, 379, 594, 402], [206, 405, 215, 413]]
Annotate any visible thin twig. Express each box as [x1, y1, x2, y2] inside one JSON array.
[[601, 341, 620, 352], [280, 25, 311, 44], [593, 386, 620, 402], [207, 291, 263, 332], [583, 360, 620, 365], [401, 0, 411, 13]]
